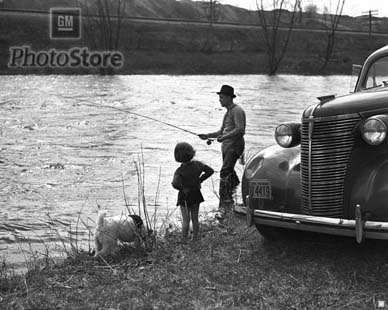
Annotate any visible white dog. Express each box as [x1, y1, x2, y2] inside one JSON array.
[[94, 211, 148, 257]]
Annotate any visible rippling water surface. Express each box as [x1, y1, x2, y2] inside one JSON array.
[[0, 74, 353, 270]]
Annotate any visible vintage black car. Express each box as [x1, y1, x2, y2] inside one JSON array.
[[234, 45, 388, 243]]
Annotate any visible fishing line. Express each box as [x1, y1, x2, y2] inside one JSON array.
[[43, 91, 214, 144]]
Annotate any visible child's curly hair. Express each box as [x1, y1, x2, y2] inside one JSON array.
[[174, 142, 196, 163]]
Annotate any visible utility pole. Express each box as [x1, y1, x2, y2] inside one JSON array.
[[201, 0, 219, 52], [362, 9, 378, 49], [208, 0, 219, 23]]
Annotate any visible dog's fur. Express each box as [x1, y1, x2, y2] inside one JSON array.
[[94, 211, 148, 257]]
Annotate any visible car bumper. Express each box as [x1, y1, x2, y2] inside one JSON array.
[[233, 204, 388, 241]]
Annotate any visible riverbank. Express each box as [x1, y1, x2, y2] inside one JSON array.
[[1, 50, 334, 76], [2, 214, 388, 309], [1, 10, 387, 75]]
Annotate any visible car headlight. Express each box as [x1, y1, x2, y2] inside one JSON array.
[[275, 123, 301, 148], [362, 117, 387, 145]]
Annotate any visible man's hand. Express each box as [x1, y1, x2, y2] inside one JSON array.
[[198, 134, 208, 140], [217, 135, 225, 142]]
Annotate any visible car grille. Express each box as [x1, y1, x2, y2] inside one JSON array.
[[301, 114, 361, 217]]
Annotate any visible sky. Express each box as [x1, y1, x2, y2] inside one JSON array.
[[211, 0, 388, 18]]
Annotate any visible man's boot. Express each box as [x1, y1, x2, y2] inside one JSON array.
[[218, 175, 235, 213]]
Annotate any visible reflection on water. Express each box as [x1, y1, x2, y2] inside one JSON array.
[[0, 74, 352, 270]]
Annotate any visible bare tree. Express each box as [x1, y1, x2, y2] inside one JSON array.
[[297, 0, 303, 24], [304, 3, 318, 17], [320, 0, 345, 72], [78, 0, 126, 73], [256, 0, 301, 75]]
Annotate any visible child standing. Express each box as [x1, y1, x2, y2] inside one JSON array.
[[172, 142, 214, 240]]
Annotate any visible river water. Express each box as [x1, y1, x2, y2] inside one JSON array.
[[0, 74, 354, 270]]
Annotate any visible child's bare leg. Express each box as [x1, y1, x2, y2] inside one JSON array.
[[180, 205, 190, 239], [190, 204, 200, 240]]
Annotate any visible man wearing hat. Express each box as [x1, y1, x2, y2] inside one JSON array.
[[199, 85, 246, 212]]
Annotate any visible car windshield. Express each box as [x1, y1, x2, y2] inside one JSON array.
[[363, 56, 388, 89]]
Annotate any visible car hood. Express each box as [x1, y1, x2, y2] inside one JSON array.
[[303, 88, 388, 119]]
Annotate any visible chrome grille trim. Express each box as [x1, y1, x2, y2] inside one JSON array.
[[301, 114, 361, 217]]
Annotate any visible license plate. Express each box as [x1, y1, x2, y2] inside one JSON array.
[[249, 180, 272, 199]]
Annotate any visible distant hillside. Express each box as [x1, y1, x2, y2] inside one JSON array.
[[0, 0, 257, 23], [2, 0, 388, 32], [1, 0, 388, 75]]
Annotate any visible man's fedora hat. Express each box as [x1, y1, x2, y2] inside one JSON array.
[[217, 85, 236, 98]]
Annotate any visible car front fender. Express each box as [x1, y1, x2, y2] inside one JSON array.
[[242, 145, 301, 213], [349, 157, 388, 222]]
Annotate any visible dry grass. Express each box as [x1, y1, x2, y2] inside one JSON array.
[[2, 152, 388, 309], [2, 213, 388, 310]]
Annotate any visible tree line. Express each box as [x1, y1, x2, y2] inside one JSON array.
[[1, 0, 347, 75], [79, 0, 347, 75], [257, 0, 346, 75]]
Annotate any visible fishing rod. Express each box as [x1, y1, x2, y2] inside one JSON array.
[[44, 92, 215, 145]]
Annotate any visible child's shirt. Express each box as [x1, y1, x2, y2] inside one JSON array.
[[172, 160, 214, 206], [172, 160, 214, 192]]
